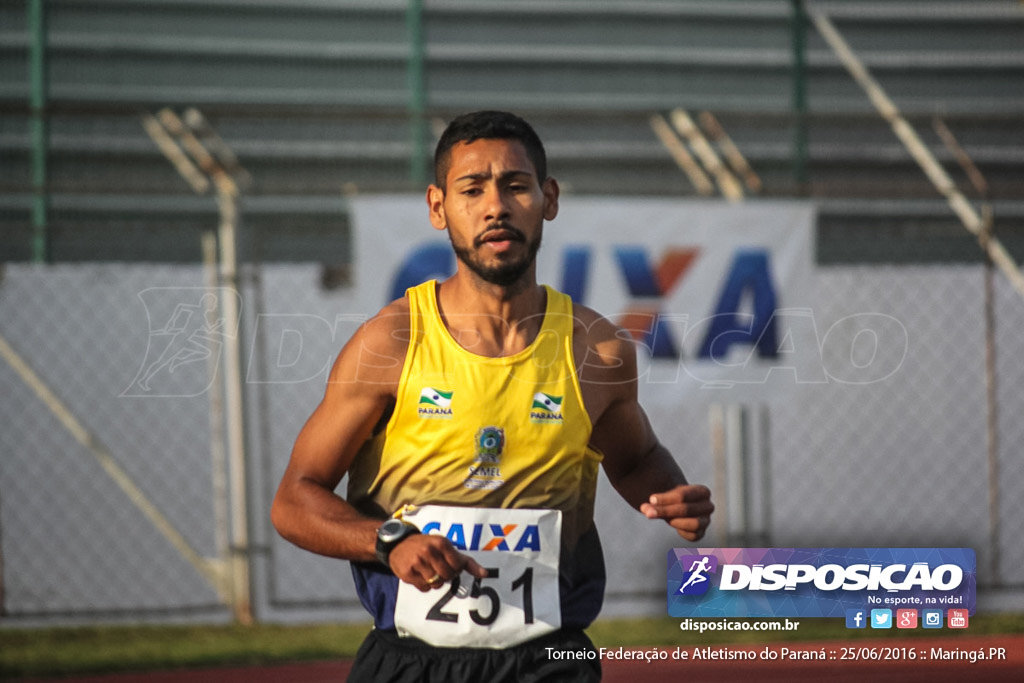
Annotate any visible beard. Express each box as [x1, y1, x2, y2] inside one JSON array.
[[450, 221, 542, 288]]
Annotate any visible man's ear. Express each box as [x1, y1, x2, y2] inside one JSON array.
[[542, 177, 560, 221], [426, 184, 447, 231]]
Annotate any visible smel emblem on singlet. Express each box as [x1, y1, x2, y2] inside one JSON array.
[[417, 387, 453, 419], [464, 426, 505, 490], [530, 392, 564, 424]]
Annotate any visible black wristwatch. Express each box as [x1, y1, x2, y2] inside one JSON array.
[[375, 518, 421, 568]]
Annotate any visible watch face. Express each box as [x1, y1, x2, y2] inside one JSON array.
[[379, 518, 410, 542], [376, 519, 419, 567]]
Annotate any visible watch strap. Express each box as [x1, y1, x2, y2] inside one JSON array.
[[375, 520, 420, 567]]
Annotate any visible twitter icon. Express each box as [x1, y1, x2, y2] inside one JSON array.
[[870, 609, 893, 629]]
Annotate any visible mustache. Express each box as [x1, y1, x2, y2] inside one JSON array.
[[475, 221, 526, 247]]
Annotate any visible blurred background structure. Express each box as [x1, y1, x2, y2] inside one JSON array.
[[1, 0, 1023, 626]]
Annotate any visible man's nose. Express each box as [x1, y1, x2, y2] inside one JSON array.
[[482, 185, 511, 222]]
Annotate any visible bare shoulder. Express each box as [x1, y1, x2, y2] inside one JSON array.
[[363, 295, 413, 352], [570, 302, 638, 407], [281, 295, 413, 491], [327, 295, 412, 391], [570, 302, 658, 462], [572, 303, 636, 373]]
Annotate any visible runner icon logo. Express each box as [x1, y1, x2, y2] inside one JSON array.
[[677, 555, 718, 595]]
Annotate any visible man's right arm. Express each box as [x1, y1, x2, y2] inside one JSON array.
[[270, 300, 486, 590], [270, 302, 407, 564]]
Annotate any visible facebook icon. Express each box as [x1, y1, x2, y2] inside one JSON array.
[[845, 609, 866, 629]]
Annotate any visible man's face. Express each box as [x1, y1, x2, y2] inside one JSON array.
[[427, 138, 559, 287]]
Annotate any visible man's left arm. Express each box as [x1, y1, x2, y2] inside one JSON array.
[[577, 306, 713, 541], [594, 397, 713, 543]]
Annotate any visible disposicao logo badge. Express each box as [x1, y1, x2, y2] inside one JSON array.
[[668, 548, 976, 619]]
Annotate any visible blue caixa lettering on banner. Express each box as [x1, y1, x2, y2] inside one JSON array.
[[667, 548, 976, 618]]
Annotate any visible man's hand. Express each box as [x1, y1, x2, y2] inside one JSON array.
[[640, 484, 714, 542], [388, 534, 490, 591]]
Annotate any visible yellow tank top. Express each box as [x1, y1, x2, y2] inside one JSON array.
[[348, 280, 602, 547]]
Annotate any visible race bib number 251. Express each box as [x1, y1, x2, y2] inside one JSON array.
[[394, 506, 562, 649]]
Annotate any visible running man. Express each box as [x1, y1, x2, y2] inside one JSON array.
[[272, 110, 713, 682]]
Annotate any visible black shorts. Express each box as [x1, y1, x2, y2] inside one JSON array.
[[347, 627, 602, 683]]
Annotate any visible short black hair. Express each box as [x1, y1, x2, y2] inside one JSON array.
[[433, 110, 548, 190]]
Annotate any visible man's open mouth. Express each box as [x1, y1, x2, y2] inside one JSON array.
[[477, 225, 525, 246]]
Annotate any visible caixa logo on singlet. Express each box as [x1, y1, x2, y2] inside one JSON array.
[[420, 520, 543, 553]]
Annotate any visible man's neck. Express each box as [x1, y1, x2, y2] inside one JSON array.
[[436, 276, 547, 358]]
